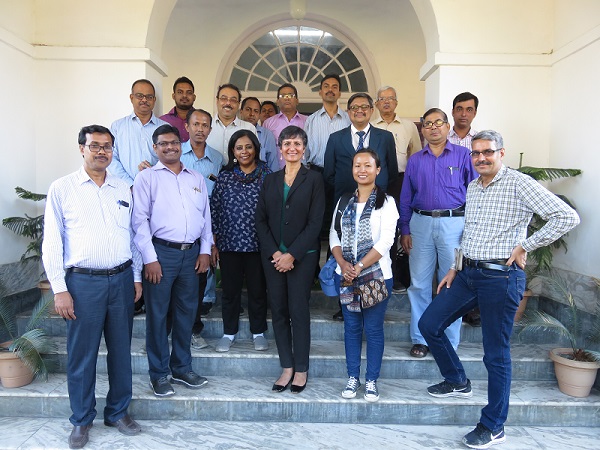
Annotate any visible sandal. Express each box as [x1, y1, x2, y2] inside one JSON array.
[[410, 344, 429, 358]]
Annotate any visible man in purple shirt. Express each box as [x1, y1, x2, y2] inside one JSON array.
[[132, 124, 212, 397], [399, 108, 477, 358], [159, 76, 196, 142], [262, 83, 308, 169]]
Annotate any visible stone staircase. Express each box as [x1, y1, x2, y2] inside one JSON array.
[[2, 291, 599, 427]]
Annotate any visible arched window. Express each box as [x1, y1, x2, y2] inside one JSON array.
[[229, 26, 369, 94]]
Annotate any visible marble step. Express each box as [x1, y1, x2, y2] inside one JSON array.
[[0, 373, 598, 426], [46, 337, 557, 381]]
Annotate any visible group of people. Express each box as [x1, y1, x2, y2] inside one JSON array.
[[41, 73, 580, 450]]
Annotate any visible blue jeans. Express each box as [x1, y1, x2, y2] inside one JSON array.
[[408, 213, 464, 348], [203, 268, 216, 303], [341, 278, 393, 381], [418, 264, 525, 432], [65, 267, 134, 426]]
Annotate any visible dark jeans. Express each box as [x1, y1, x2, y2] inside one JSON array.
[[262, 251, 319, 372], [144, 243, 200, 380], [192, 270, 208, 335], [219, 251, 267, 335], [418, 264, 525, 432], [65, 267, 134, 426]]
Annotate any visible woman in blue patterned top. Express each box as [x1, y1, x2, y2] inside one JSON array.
[[210, 129, 271, 353]]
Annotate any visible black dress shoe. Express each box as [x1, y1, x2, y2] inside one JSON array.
[[332, 309, 344, 321], [291, 374, 308, 394], [104, 413, 141, 436], [272, 373, 294, 392], [69, 424, 92, 449]]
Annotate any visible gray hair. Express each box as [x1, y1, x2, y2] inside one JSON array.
[[473, 130, 504, 149], [376, 86, 397, 99]]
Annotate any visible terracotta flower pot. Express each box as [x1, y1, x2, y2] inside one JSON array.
[[0, 351, 34, 388], [549, 348, 600, 397]]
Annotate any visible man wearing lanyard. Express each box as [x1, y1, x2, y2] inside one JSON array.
[[400, 108, 477, 359], [42, 125, 143, 449], [132, 124, 213, 397]]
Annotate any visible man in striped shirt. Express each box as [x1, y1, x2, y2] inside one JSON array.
[[419, 130, 580, 449], [42, 125, 143, 448]]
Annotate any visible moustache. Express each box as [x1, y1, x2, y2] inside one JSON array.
[[475, 161, 491, 166]]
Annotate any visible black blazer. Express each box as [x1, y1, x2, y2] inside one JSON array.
[[323, 126, 399, 202], [255, 165, 325, 262]]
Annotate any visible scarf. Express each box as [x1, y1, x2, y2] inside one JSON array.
[[339, 189, 388, 312], [232, 161, 269, 184]]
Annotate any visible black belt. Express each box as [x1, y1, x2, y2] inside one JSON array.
[[413, 207, 465, 217], [67, 259, 132, 276], [152, 237, 197, 251], [307, 163, 324, 173], [463, 258, 510, 272]]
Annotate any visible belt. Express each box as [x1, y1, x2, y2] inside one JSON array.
[[67, 259, 132, 276], [152, 237, 197, 251], [413, 207, 465, 217], [463, 258, 510, 272], [307, 163, 324, 173]]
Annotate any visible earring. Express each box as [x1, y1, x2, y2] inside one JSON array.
[[233, 158, 238, 163]]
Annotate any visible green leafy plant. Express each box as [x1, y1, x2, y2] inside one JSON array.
[[517, 155, 582, 275], [0, 283, 56, 380], [519, 272, 600, 363]]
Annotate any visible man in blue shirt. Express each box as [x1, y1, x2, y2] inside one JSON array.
[[240, 97, 279, 172]]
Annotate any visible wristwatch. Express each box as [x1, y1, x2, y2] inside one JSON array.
[[357, 261, 364, 268]]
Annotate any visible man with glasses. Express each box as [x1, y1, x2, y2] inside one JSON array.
[[159, 76, 196, 142], [263, 83, 308, 169], [419, 130, 579, 449], [109, 79, 167, 186], [448, 92, 479, 150], [206, 83, 256, 162], [373, 85, 423, 294], [132, 124, 213, 397], [42, 125, 143, 448], [399, 108, 477, 359]]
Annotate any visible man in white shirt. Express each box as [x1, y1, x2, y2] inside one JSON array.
[[42, 125, 143, 449], [448, 92, 479, 150]]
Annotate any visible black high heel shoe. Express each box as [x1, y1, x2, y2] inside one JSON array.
[[290, 373, 308, 394], [272, 373, 294, 393]]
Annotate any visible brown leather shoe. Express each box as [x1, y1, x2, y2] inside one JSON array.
[[104, 413, 141, 436], [69, 424, 92, 449]]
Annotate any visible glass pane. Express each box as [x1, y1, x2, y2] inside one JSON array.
[[271, 72, 286, 85], [306, 67, 319, 84], [267, 82, 279, 91], [248, 76, 267, 91], [289, 63, 299, 80], [253, 32, 277, 48], [254, 60, 273, 79], [348, 70, 368, 92], [310, 81, 320, 92], [230, 68, 249, 90], [339, 75, 349, 92], [313, 50, 330, 69], [265, 49, 285, 69], [299, 46, 315, 63], [338, 48, 361, 71], [324, 61, 342, 75], [284, 46, 297, 63], [321, 33, 345, 56], [299, 63, 309, 81], [299, 26, 323, 45], [274, 26, 299, 44], [237, 47, 259, 70]]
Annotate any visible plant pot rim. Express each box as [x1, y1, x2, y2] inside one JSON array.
[[0, 350, 19, 360], [549, 348, 600, 369]]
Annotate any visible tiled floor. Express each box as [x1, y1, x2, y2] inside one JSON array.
[[1, 418, 599, 449]]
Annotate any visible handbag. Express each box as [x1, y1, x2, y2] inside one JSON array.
[[319, 256, 339, 297]]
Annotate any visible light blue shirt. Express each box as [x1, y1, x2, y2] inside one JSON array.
[[205, 116, 256, 162], [180, 141, 225, 196], [256, 125, 279, 173], [305, 106, 350, 167], [109, 112, 168, 186]]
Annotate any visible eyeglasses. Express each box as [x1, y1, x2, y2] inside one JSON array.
[[156, 140, 181, 148], [421, 119, 447, 129], [470, 149, 501, 158], [348, 104, 372, 111], [377, 96, 397, 102], [84, 144, 113, 153], [133, 93, 155, 101], [218, 96, 239, 104], [278, 93, 296, 99]]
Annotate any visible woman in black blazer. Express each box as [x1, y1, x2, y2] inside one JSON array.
[[255, 125, 325, 394]]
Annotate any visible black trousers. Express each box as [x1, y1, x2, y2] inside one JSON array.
[[219, 251, 268, 335], [262, 251, 318, 372]]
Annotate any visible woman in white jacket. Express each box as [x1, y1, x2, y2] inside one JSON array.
[[329, 148, 399, 402]]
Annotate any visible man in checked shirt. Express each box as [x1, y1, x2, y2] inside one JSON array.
[[419, 130, 580, 449]]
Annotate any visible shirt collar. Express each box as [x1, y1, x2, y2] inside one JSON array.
[[449, 127, 477, 139], [476, 164, 507, 187], [77, 166, 118, 188], [151, 160, 190, 175], [129, 111, 161, 125], [373, 114, 402, 125], [350, 123, 371, 135]]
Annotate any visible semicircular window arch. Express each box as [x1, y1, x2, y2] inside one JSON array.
[[229, 25, 368, 94]]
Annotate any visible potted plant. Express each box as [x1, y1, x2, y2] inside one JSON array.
[[0, 283, 56, 388], [514, 157, 582, 321], [519, 272, 600, 397]]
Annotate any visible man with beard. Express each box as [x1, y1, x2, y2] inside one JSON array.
[[160, 76, 196, 142], [205, 83, 256, 162], [109, 79, 167, 186], [240, 97, 279, 172]]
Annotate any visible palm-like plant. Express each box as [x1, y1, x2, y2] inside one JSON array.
[[0, 285, 56, 380], [519, 272, 600, 362]]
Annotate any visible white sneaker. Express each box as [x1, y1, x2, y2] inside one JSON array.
[[191, 334, 208, 350], [215, 336, 234, 352], [341, 376, 361, 399], [364, 380, 379, 402]]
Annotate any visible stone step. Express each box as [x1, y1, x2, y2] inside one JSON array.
[[1, 373, 598, 427], [46, 336, 557, 381]]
